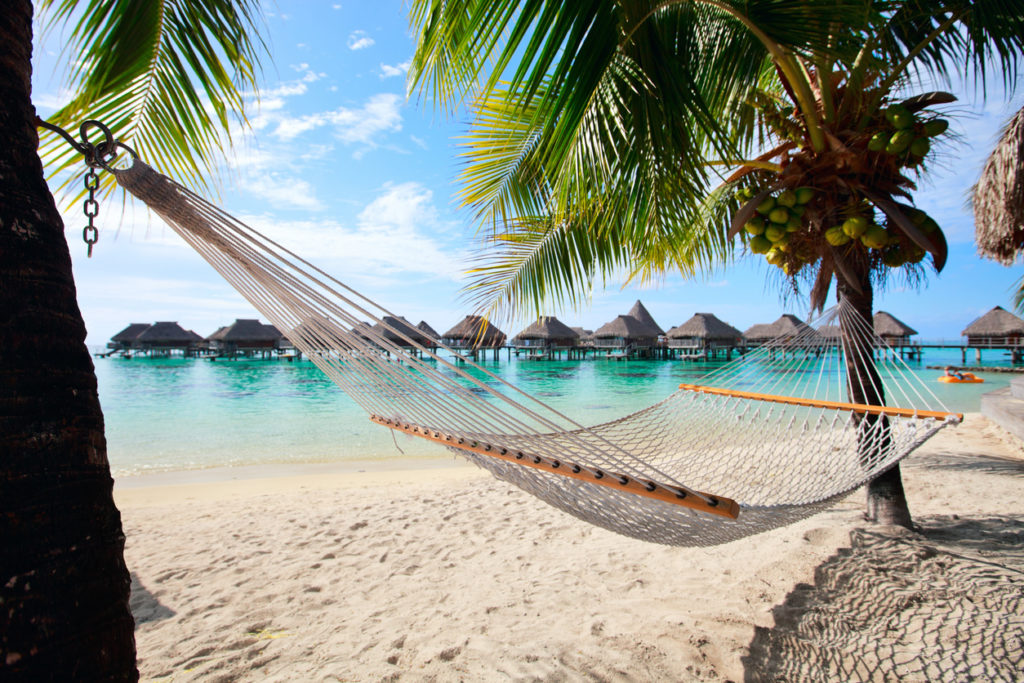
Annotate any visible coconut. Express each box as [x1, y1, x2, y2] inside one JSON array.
[[749, 235, 772, 254], [825, 226, 850, 246], [842, 215, 869, 238], [924, 119, 948, 136], [756, 197, 776, 214], [795, 187, 815, 204], [861, 225, 890, 249]]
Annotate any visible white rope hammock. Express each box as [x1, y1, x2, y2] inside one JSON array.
[[113, 161, 961, 547]]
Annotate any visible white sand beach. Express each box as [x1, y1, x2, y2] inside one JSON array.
[[117, 414, 1024, 682]]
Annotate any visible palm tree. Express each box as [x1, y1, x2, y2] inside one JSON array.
[[1, 0, 265, 677], [409, 0, 1024, 527]]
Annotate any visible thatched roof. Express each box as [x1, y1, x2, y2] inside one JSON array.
[[973, 106, 1024, 265], [593, 315, 659, 339], [817, 325, 842, 340], [667, 313, 742, 340], [416, 321, 440, 341], [218, 319, 283, 343], [962, 306, 1024, 336], [186, 330, 204, 343], [135, 321, 195, 346], [371, 316, 426, 346], [206, 325, 228, 341], [512, 316, 579, 343], [627, 300, 664, 335], [442, 315, 507, 347], [111, 323, 150, 343], [571, 326, 593, 340], [744, 314, 815, 341], [873, 311, 917, 337]]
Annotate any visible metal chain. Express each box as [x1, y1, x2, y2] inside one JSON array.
[[83, 169, 100, 257]]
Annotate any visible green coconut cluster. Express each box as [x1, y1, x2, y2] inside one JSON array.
[[738, 186, 816, 268], [867, 104, 948, 166], [824, 206, 938, 267]]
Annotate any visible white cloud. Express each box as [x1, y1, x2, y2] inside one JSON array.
[[240, 175, 325, 212], [270, 93, 402, 148], [237, 183, 462, 283], [380, 59, 411, 79], [347, 31, 375, 51]]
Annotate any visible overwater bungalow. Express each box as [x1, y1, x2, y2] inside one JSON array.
[[135, 321, 198, 356], [571, 327, 594, 348], [962, 306, 1024, 362], [627, 300, 665, 336], [108, 323, 150, 352], [873, 312, 918, 346], [592, 315, 659, 358], [370, 316, 432, 355], [511, 317, 579, 359], [743, 315, 819, 350], [441, 315, 507, 359], [208, 319, 283, 358], [416, 321, 441, 350], [666, 313, 742, 359]]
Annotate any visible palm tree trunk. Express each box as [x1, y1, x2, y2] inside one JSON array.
[[835, 255, 913, 528], [0, 1, 138, 678]]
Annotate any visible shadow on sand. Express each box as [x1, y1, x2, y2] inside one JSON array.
[[743, 516, 1024, 682], [130, 572, 176, 627]]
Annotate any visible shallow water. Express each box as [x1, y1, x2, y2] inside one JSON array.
[[93, 349, 1010, 477]]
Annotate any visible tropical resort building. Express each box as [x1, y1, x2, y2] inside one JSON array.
[[511, 317, 579, 359], [962, 306, 1024, 362], [134, 322, 200, 357], [592, 315, 660, 359], [206, 319, 284, 359], [441, 315, 507, 360], [106, 323, 150, 354], [416, 321, 441, 351], [368, 316, 433, 356], [571, 327, 594, 349], [665, 313, 743, 360], [626, 300, 664, 337], [743, 315, 820, 351]]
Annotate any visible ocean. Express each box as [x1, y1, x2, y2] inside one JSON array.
[[93, 349, 1011, 477]]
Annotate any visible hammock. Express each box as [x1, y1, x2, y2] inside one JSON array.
[[113, 161, 961, 547]]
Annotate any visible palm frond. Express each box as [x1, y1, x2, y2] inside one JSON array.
[[37, 0, 266, 197]]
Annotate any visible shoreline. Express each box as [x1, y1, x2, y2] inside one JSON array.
[[113, 455, 483, 508]]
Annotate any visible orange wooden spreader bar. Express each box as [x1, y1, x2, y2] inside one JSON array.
[[678, 383, 963, 421], [369, 415, 740, 519]]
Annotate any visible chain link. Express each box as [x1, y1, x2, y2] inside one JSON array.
[[82, 169, 100, 257]]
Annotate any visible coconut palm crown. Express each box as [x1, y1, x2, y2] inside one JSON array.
[[409, 0, 1023, 320]]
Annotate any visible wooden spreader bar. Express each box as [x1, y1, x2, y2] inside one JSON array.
[[678, 383, 963, 422], [369, 415, 740, 519]]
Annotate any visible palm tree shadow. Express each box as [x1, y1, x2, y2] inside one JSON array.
[[743, 516, 1024, 682], [129, 572, 175, 627], [910, 451, 1024, 478]]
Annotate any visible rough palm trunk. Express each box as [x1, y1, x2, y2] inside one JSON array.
[[836, 256, 913, 528], [0, 1, 138, 679]]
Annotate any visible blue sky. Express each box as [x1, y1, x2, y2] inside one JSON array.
[[31, 2, 1024, 346]]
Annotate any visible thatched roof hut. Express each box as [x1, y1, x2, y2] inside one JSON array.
[[370, 316, 427, 347], [216, 319, 283, 348], [416, 321, 440, 343], [666, 313, 742, 346], [873, 311, 917, 343], [627, 300, 664, 335], [962, 306, 1024, 343], [593, 315, 659, 347], [744, 314, 817, 345], [512, 316, 579, 347], [441, 315, 507, 348], [110, 323, 150, 348], [135, 322, 196, 348], [973, 106, 1024, 265]]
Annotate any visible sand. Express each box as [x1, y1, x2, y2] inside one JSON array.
[[117, 414, 1024, 682]]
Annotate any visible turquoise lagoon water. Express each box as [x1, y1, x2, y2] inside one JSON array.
[[93, 349, 1011, 477]]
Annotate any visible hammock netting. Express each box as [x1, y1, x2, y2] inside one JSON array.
[[114, 161, 961, 547]]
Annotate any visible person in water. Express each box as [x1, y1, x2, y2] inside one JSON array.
[[945, 366, 966, 380]]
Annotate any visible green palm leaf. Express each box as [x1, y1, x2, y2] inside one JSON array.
[[37, 0, 266, 197]]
